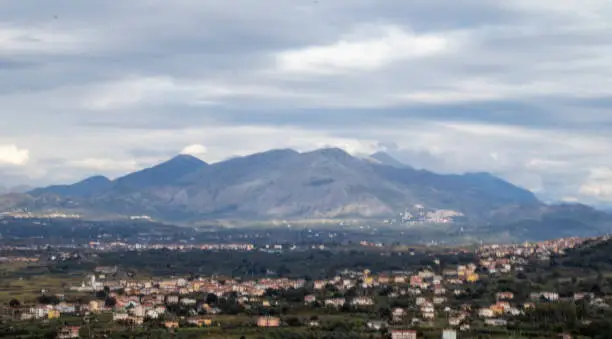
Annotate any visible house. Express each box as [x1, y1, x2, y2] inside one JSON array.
[[351, 297, 374, 306], [57, 326, 80, 339], [308, 320, 320, 328], [130, 306, 145, 318], [166, 295, 179, 304], [392, 308, 406, 321], [466, 273, 479, 282], [113, 313, 129, 321], [434, 287, 446, 295], [530, 292, 559, 302], [56, 303, 76, 314], [390, 329, 417, 339], [496, 292, 514, 301], [478, 308, 495, 318], [88, 300, 101, 313], [366, 321, 388, 331], [433, 297, 446, 305], [485, 319, 508, 327], [378, 276, 390, 284], [180, 298, 197, 306], [187, 317, 213, 327], [324, 298, 346, 308], [146, 309, 161, 319], [442, 329, 457, 339], [422, 311, 435, 319], [573, 293, 594, 301], [313, 280, 326, 289], [257, 316, 281, 327], [47, 309, 60, 320], [304, 295, 317, 304], [164, 321, 180, 329], [506, 307, 521, 316], [449, 317, 463, 326], [127, 316, 144, 326]]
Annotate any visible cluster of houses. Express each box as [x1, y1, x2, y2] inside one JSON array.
[[8, 235, 608, 338]]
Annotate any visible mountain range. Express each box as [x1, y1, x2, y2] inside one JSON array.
[[0, 148, 610, 231]]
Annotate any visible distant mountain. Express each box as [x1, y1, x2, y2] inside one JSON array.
[[30, 175, 112, 197], [486, 203, 612, 241], [1, 148, 545, 223], [112, 154, 207, 192]]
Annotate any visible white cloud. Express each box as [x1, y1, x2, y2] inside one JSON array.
[[0, 25, 87, 55], [276, 25, 451, 74], [68, 158, 138, 172], [0, 145, 29, 165], [181, 144, 208, 156], [579, 168, 612, 201]]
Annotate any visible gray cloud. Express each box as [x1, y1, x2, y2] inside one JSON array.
[[2, 1, 612, 204]]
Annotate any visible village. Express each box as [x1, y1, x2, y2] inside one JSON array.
[[1, 234, 605, 338]]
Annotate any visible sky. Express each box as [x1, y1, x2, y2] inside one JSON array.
[[1, 0, 612, 206]]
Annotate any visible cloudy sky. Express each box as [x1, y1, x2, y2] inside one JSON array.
[[1, 0, 612, 206]]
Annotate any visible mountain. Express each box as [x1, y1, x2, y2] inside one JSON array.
[[113, 154, 208, 191], [2, 148, 544, 223], [30, 175, 112, 197]]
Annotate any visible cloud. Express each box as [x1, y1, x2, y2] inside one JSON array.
[[276, 25, 450, 74], [0, 145, 29, 165], [579, 168, 612, 201], [0, 25, 84, 54], [180, 144, 208, 156], [2, 0, 612, 208], [68, 158, 139, 172]]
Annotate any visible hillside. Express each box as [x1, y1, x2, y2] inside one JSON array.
[[0, 148, 544, 223]]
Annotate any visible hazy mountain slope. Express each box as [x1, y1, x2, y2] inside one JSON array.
[[29, 175, 112, 198], [112, 154, 207, 191]]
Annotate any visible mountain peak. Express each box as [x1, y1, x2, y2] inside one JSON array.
[[168, 154, 207, 165], [29, 175, 112, 197], [307, 147, 352, 158], [113, 154, 208, 190]]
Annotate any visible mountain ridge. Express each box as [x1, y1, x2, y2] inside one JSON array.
[[0, 148, 553, 223]]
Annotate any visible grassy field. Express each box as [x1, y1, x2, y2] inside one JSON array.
[[0, 262, 86, 304]]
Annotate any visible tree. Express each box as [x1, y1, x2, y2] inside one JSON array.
[[286, 316, 302, 327], [206, 293, 218, 305], [105, 297, 117, 308], [9, 299, 20, 308]]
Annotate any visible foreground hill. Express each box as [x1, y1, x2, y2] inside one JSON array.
[[0, 148, 553, 223]]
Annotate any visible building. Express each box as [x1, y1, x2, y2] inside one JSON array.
[[442, 329, 457, 339], [187, 317, 213, 327], [164, 321, 180, 329], [485, 319, 508, 327], [496, 292, 514, 301], [324, 298, 346, 308], [304, 295, 317, 304], [257, 316, 281, 328], [367, 321, 388, 331], [391, 329, 417, 339], [88, 300, 101, 313], [57, 326, 81, 339], [351, 297, 374, 306]]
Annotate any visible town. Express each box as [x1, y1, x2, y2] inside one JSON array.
[[1, 234, 609, 338]]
